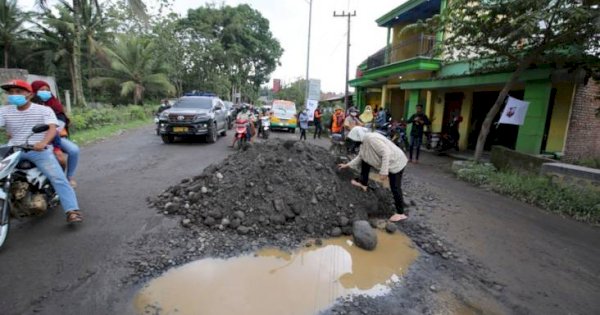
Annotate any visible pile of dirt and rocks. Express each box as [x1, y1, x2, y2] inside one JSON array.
[[149, 139, 398, 247]]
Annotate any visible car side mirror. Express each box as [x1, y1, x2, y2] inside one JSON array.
[[32, 124, 50, 134], [215, 106, 222, 111]]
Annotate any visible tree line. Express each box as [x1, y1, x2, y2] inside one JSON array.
[[0, 0, 283, 107]]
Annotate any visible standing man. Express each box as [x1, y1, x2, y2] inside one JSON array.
[[330, 106, 345, 136], [407, 104, 431, 163], [313, 107, 322, 139], [0, 80, 83, 223], [298, 109, 309, 141]]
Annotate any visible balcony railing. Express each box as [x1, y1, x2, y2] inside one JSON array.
[[366, 34, 437, 70]]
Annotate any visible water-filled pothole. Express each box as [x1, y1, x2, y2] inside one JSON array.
[[134, 231, 418, 315]]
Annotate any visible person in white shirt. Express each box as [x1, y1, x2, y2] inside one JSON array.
[[0, 80, 83, 223], [338, 127, 408, 222]]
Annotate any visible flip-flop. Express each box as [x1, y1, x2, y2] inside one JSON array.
[[389, 213, 408, 222], [66, 211, 83, 223]]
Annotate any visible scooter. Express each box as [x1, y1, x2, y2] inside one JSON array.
[[260, 116, 270, 139], [0, 124, 60, 249], [233, 119, 249, 150]]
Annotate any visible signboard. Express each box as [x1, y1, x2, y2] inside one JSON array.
[[499, 96, 529, 126], [307, 79, 321, 101], [305, 99, 319, 121]]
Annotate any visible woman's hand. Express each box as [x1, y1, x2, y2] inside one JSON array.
[[337, 163, 349, 170]]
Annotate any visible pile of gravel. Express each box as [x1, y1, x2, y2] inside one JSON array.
[[150, 139, 396, 243]]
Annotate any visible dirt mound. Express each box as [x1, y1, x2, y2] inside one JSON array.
[[150, 139, 396, 241]]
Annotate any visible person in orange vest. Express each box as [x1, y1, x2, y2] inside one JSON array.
[[330, 106, 345, 135], [313, 107, 322, 139]]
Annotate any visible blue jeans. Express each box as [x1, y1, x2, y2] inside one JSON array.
[[59, 138, 80, 179], [21, 149, 79, 213]]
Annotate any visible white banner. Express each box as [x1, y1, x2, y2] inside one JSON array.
[[307, 79, 321, 101], [499, 96, 529, 126], [305, 99, 319, 121]]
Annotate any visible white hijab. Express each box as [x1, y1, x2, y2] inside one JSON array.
[[347, 126, 369, 142]]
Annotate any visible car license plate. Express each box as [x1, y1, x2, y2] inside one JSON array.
[[173, 127, 188, 133]]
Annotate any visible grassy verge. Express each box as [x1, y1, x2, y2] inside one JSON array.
[[455, 162, 600, 224], [70, 118, 152, 146]]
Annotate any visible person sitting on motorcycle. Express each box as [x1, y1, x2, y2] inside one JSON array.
[[232, 106, 254, 147], [344, 107, 364, 133], [257, 108, 269, 137], [375, 107, 387, 130], [157, 99, 171, 114], [0, 80, 83, 223], [31, 80, 80, 188]]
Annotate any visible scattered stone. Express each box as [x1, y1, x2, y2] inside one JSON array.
[[181, 219, 192, 228], [339, 216, 350, 227], [352, 221, 378, 251], [237, 226, 251, 235], [430, 285, 438, 292], [233, 211, 245, 220], [385, 223, 398, 234], [204, 217, 216, 226], [266, 185, 275, 193], [272, 199, 286, 212], [215, 172, 224, 180], [200, 187, 208, 194], [207, 210, 223, 219], [315, 239, 323, 246], [331, 227, 343, 237]]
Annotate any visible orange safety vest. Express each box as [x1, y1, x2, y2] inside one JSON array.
[[331, 111, 345, 133]]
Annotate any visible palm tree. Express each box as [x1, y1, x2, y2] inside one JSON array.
[[36, 0, 147, 107], [0, 0, 30, 68], [91, 35, 175, 104]]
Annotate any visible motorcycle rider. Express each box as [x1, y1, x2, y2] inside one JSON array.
[[31, 80, 80, 188], [330, 106, 345, 136], [344, 107, 364, 133], [157, 99, 171, 114], [0, 80, 83, 223], [231, 105, 255, 147]]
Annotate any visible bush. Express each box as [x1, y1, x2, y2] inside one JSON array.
[[456, 162, 600, 224], [69, 104, 154, 133], [574, 158, 600, 170]]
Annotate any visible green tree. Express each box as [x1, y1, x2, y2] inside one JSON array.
[[441, 0, 600, 161], [91, 35, 175, 104], [274, 78, 307, 108], [0, 0, 29, 68]]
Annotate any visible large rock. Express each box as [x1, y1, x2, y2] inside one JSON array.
[[352, 220, 378, 251]]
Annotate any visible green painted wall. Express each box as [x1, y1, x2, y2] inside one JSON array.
[[406, 90, 421, 137], [516, 80, 553, 154]]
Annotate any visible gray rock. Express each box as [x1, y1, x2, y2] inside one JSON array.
[[385, 223, 398, 234], [164, 202, 177, 213], [207, 210, 223, 219], [233, 211, 245, 220], [221, 218, 230, 227], [339, 216, 350, 227], [430, 285, 438, 292], [290, 203, 303, 215], [331, 227, 342, 237], [270, 214, 286, 225], [341, 226, 353, 236], [201, 186, 208, 194], [352, 221, 378, 251], [272, 199, 286, 212], [283, 209, 296, 220], [215, 172, 224, 180], [203, 217, 216, 226], [181, 219, 191, 228], [230, 219, 241, 229], [237, 226, 251, 235], [311, 196, 318, 205], [266, 185, 275, 193]]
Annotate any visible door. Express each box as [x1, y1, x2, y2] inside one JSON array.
[[443, 92, 463, 133]]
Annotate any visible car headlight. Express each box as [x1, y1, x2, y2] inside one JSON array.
[[159, 111, 169, 120], [194, 114, 210, 121]]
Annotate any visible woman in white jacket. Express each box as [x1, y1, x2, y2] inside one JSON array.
[[338, 127, 409, 222]]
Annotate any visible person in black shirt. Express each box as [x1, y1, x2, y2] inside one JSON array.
[[407, 104, 431, 163]]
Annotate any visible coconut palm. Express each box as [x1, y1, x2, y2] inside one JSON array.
[[36, 0, 147, 107], [91, 35, 175, 104], [0, 0, 30, 68]]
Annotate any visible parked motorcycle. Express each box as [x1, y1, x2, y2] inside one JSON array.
[[233, 119, 249, 150], [259, 116, 270, 139], [0, 124, 60, 249], [376, 121, 408, 151]]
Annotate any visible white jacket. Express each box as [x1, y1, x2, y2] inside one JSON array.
[[347, 132, 408, 175]]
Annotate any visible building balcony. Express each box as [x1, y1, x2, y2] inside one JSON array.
[[366, 34, 437, 70]]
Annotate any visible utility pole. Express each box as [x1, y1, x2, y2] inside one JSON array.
[[334, 10, 356, 109], [305, 0, 313, 107]]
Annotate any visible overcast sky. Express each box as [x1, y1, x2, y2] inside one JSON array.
[[20, 0, 404, 93]]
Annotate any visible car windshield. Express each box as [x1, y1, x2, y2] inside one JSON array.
[[174, 98, 213, 109]]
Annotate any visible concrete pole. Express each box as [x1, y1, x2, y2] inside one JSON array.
[[65, 90, 72, 114], [305, 0, 313, 106], [334, 10, 356, 109]]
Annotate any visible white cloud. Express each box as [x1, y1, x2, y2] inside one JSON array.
[[19, 0, 404, 93]]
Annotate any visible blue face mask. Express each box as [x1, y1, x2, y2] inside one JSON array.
[[7, 95, 28, 107], [37, 91, 52, 102]]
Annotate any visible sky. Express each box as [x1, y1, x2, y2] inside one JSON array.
[[19, 0, 405, 93]]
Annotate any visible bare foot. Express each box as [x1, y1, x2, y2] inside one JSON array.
[[69, 179, 78, 188], [350, 179, 368, 192], [389, 213, 408, 222]]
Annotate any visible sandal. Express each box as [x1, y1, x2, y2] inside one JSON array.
[[389, 213, 408, 222], [69, 179, 78, 188], [66, 210, 83, 223], [350, 179, 368, 192]]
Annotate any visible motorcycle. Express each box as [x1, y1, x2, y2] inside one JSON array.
[[233, 119, 249, 150], [376, 121, 408, 151], [259, 116, 270, 139], [0, 124, 60, 249]]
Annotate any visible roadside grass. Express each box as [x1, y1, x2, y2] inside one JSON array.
[[574, 158, 600, 170], [455, 163, 600, 225], [69, 118, 152, 146]]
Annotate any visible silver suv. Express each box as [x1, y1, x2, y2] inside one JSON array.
[[158, 95, 229, 144]]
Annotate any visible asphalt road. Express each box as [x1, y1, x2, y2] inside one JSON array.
[[0, 125, 598, 315]]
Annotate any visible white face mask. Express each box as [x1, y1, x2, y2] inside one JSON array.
[[351, 112, 357, 117]]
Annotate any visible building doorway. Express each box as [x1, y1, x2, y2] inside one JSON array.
[[443, 92, 463, 132], [469, 90, 524, 150], [389, 89, 406, 122]]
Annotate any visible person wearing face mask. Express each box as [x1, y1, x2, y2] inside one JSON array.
[[31, 80, 79, 188], [344, 107, 364, 133], [0, 80, 83, 223]]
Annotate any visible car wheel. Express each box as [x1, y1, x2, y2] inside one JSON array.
[[161, 135, 174, 144], [207, 123, 218, 143], [289, 128, 295, 134]]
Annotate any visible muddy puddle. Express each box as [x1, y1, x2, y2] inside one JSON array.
[[134, 231, 418, 315]]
